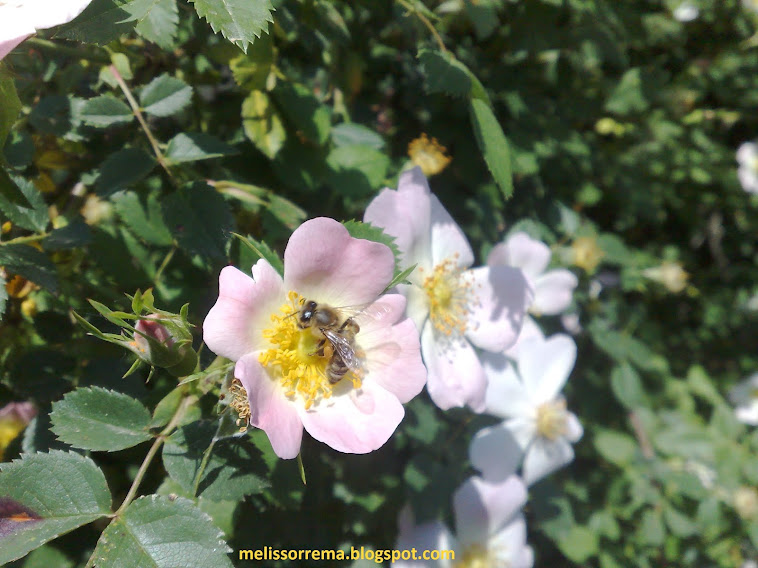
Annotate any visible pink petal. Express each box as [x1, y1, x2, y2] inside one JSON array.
[[469, 423, 524, 482], [236, 354, 303, 459], [532, 270, 577, 316], [453, 476, 527, 544], [421, 322, 487, 412], [465, 266, 531, 353], [283, 217, 394, 307], [299, 382, 405, 454], [489, 232, 551, 280], [518, 334, 577, 404], [429, 195, 474, 268], [202, 262, 284, 361], [0, 36, 30, 60], [364, 167, 433, 270]]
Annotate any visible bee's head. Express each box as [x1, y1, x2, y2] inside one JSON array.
[[297, 300, 318, 328]]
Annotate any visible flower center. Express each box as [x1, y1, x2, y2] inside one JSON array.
[[258, 292, 362, 410], [420, 256, 474, 338], [455, 543, 501, 568], [535, 399, 568, 441]]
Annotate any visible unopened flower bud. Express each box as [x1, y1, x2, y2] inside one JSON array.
[[129, 315, 197, 377]]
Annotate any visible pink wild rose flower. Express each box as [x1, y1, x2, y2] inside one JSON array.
[[203, 217, 427, 459], [364, 167, 530, 412]]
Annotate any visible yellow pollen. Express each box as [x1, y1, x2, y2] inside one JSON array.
[[420, 256, 475, 338], [455, 543, 499, 568], [258, 291, 360, 409], [536, 399, 568, 441], [229, 379, 251, 432], [408, 133, 452, 176]]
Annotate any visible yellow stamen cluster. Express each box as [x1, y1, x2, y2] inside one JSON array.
[[535, 399, 568, 441], [571, 236, 604, 273], [229, 379, 251, 432], [408, 133, 452, 176], [421, 256, 475, 339], [455, 543, 497, 568], [258, 292, 360, 410]]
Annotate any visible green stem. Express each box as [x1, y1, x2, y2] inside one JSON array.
[[109, 65, 171, 175], [153, 245, 177, 286], [396, 0, 447, 53], [191, 438, 217, 498], [114, 395, 195, 516]]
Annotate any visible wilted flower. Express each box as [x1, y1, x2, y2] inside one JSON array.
[[729, 373, 758, 426], [570, 236, 604, 273], [470, 334, 583, 485], [0, 0, 94, 60], [393, 476, 532, 568], [0, 402, 36, 460], [737, 142, 758, 194], [364, 167, 530, 411], [203, 217, 427, 459], [407, 134, 452, 177], [642, 261, 689, 293]]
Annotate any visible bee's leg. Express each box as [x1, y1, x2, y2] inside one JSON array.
[[309, 338, 328, 357]]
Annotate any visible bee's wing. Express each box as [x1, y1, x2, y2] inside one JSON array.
[[338, 302, 393, 326], [322, 329, 360, 370]]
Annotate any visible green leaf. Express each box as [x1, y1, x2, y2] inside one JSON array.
[[594, 429, 638, 466], [229, 33, 274, 90], [663, 505, 697, 537], [0, 451, 112, 565], [50, 387, 153, 452], [111, 190, 174, 246], [165, 133, 237, 164], [556, 525, 599, 564], [384, 263, 417, 291], [80, 95, 134, 127], [0, 173, 48, 232], [241, 90, 286, 159], [54, 0, 155, 44], [274, 83, 332, 146], [161, 183, 233, 260], [418, 49, 472, 98], [331, 123, 385, 150], [233, 232, 283, 276], [190, 0, 274, 52], [0, 69, 21, 150], [43, 220, 92, 251], [134, 0, 179, 49], [95, 148, 156, 196], [469, 97, 514, 200], [639, 509, 665, 546], [139, 74, 192, 118], [326, 145, 390, 197], [343, 220, 400, 271], [0, 244, 58, 293], [163, 421, 269, 501], [28, 96, 78, 137], [610, 362, 647, 408], [86, 495, 233, 568]]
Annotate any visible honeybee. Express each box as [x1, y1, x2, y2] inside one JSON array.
[[296, 301, 364, 384]]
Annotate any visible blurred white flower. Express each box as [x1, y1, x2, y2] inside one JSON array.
[[0, 0, 94, 61], [674, 2, 699, 22], [471, 334, 583, 485], [745, 0, 758, 14], [737, 142, 758, 194], [393, 476, 532, 568], [561, 312, 582, 335], [642, 261, 689, 293], [730, 373, 758, 426]]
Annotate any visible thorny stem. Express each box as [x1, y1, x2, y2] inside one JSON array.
[[109, 64, 171, 176], [396, 0, 447, 53], [191, 437, 217, 498], [114, 394, 195, 516]]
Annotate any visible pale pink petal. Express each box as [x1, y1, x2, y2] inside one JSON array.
[[299, 381, 405, 454], [203, 262, 285, 361], [469, 424, 524, 482], [504, 315, 545, 360], [453, 476, 527, 545], [403, 282, 430, 334], [489, 515, 533, 568], [489, 233, 551, 280], [394, 519, 457, 568], [518, 334, 577, 404], [283, 217, 394, 307], [564, 412, 584, 443], [236, 354, 303, 459], [465, 266, 530, 353], [522, 437, 575, 485], [0, 36, 30, 60], [504, 416, 537, 450], [364, 166, 433, 270], [429, 195, 474, 268], [531, 270, 577, 316], [422, 322, 487, 412], [482, 360, 532, 419], [363, 323, 427, 404]]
